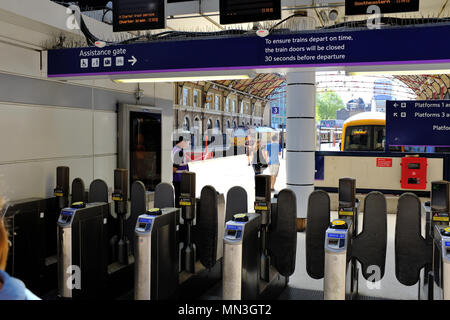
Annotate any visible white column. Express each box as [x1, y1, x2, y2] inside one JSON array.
[[286, 71, 316, 219]]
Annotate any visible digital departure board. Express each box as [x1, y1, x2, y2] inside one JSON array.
[[219, 0, 281, 25], [113, 0, 166, 32], [345, 0, 419, 15]]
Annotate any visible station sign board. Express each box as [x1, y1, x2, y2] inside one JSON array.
[[345, 0, 419, 15], [386, 100, 450, 147], [48, 24, 450, 79], [113, 0, 166, 32], [219, 0, 281, 24]]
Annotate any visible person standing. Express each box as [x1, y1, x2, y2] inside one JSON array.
[[0, 197, 40, 300], [267, 134, 282, 191], [251, 139, 268, 176], [172, 136, 189, 207], [245, 135, 255, 166]]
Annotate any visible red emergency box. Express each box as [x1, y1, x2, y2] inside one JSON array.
[[400, 157, 427, 190]]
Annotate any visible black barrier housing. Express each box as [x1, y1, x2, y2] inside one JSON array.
[[71, 178, 87, 204], [306, 188, 388, 299], [395, 193, 432, 287], [306, 190, 330, 280], [254, 175, 272, 282], [179, 172, 197, 273], [225, 186, 247, 223]]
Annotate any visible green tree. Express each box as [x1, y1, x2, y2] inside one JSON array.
[[316, 91, 345, 121]]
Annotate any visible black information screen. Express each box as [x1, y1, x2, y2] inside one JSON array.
[[345, 0, 419, 15], [220, 0, 281, 24], [113, 0, 166, 32], [130, 111, 162, 191]]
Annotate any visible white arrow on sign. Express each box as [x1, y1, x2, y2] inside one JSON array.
[[393, 103, 399, 108], [128, 56, 137, 66]]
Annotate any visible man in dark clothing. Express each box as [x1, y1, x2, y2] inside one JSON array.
[[172, 136, 189, 207]]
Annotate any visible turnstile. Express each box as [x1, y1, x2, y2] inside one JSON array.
[[57, 202, 109, 299], [396, 180, 450, 300], [306, 180, 387, 300], [222, 175, 297, 300], [134, 173, 227, 300], [134, 207, 179, 300], [223, 213, 261, 300], [432, 225, 450, 300], [324, 220, 353, 300], [3, 166, 73, 296]]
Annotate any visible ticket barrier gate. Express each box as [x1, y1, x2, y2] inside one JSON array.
[[57, 169, 144, 299], [306, 188, 387, 300], [134, 182, 179, 300], [222, 175, 297, 300], [57, 179, 110, 299], [134, 172, 226, 300], [2, 166, 76, 296], [395, 181, 450, 300]]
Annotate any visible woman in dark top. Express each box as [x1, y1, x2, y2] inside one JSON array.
[[251, 140, 268, 176]]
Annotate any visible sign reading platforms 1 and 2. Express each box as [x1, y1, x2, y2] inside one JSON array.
[[345, 0, 420, 15], [386, 100, 450, 147]]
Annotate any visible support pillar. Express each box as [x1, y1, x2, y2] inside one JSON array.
[[286, 71, 316, 221]]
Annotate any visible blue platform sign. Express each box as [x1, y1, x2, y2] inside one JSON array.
[[272, 107, 280, 115], [48, 24, 450, 78], [386, 100, 450, 147]]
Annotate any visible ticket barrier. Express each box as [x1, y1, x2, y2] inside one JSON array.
[[306, 186, 387, 300], [134, 172, 226, 300], [2, 166, 75, 296], [134, 182, 179, 300], [57, 169, 144, 299], [57, 179, 110, 299], [222, 175, 297, 300], [395, 181, 450, 300]]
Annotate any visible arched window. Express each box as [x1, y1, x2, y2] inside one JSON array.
[[227, 120, 231, 129], [233, 121, 237, 128], [183, 117, 190, 131], [207, 119, 213, 130], [215, 119, 220, 129]]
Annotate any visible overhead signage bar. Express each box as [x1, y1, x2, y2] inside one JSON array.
[[48, 24, 450, 79], [386, 100, 450, 147], [113, 0, 166, 32], [219, 0, 281, 24], [345, 0, 420, 15]]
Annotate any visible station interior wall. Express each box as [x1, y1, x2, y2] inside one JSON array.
[[0, 31, 174, 203]]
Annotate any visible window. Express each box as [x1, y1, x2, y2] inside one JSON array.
[[232, 100, 236, 113], [183, 117, 190, 131], [207, 119, 213, 129], [215, 95, 220, 111], [182, 87, 189, 106], [205, 93, 213, 109], [233, 121, 237, 128], [193, 90, 199, 108], [343, 125, 386, 151], [245, 103, 249, 114], [227, 120, 231, 129], [216, 119, 220, 129], [240, 101, 244, 113], [225, 98, 229, 112]]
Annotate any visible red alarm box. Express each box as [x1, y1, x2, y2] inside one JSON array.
[[401, 157, 427, 190]]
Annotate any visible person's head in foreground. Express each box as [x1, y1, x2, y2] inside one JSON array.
[[0, 197, 40, 300]]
